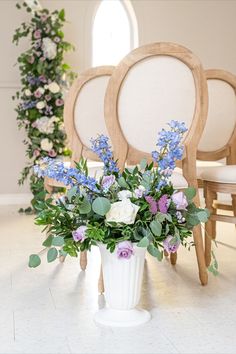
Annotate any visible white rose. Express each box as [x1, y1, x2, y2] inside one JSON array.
[[118, 190, 132, 200], [48, 82, 60, 94], [37, 87, 45, 95], [40, 138, 53, 152], [42, 37, 57, 60], [36, 101, 45, 110], [35, 116, 55, 134], [24, 89, 32, 97], [50, 116, 60, 123], [106, 199, 139, 225]]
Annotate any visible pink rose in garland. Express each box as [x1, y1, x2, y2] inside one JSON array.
[[117, 241, 134, 259], [72, 226, 87, 242]]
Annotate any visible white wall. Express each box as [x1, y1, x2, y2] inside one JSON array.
[[1, 0, 236, 197]]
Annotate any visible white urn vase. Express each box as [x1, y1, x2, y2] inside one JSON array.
[[94, 243, 151, 327]]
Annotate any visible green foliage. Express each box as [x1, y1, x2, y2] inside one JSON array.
[[28, 254, 41, 267], [47, 247, 58, 262], [13, 4, 76, 212], [30, 155, 214, 272], [92, 197, 111, 216]]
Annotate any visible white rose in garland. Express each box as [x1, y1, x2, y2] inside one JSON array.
[[48, 82, 60, 94], [42, 37, 57, 60], [36, 101, 45, 110], [41, 138, 53, 152], [33, 116, 55, 134]]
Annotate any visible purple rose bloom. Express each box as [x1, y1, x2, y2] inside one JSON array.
[[145, 196, 158, 215], [39, 75, 47, 83], [55, 98, 64, 107], [102, 175, 115, 192], [172, 191, 188, 210], [34, 90, 42, 98], [158, 194, 169, 214], [33, 29, 42, 39], [72, 225, 87, 242], [45, 94, 52, 102], [117, 241, 134, 259], [163, 235, 180, 254], [48, 149, 57, 157]]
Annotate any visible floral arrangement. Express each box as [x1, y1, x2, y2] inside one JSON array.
[[12, 1, 76, 210], [29, 120, 212, 270]]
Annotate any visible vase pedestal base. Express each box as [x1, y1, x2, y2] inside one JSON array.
[[94, 307, 151, 327]]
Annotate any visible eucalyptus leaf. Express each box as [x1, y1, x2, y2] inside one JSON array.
[[92, 197, 111, 216], [156, 212, 166, 223], [150, 220, 162, 236], [137, 236, 149, 247], [184, 187, 196, 201], [140, 158, 147, 170], [28, 254, 41, 268], [79, 197, 91, 214], [147, 244, 159, 257], [67, 186, 77, 203], [42, 235, 53, 247], [117, 177, 129, 188], [197, 210, 209, 223], [47, 247, 58, 263], [52, 236, 64, 247]]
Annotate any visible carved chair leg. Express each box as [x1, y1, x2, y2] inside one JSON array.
[[80, 251, 87, 271], [98, 265, 104, 294], [170, 252, 177, 265], [232, 194, 236, 228], [164, 250, 169, 257], [192, 224, 208, 285], [204, 183, 217, 267]]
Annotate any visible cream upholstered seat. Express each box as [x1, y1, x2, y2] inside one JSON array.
[[200, 165, 236, 184], [104, 42, 209, 285], [196, 160, 225, 180], [196, 69, 236, 267], [44, 66, 114, 283]]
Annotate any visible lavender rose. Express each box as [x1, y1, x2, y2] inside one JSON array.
[[117, 241, 134, 259], [171, 191, 188, 210], [72, 225, 87, 242], [163, 235, 180, 254], [102, 175, 116, 192]]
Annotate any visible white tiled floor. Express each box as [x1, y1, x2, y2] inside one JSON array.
[[0, 205, 236, 354]]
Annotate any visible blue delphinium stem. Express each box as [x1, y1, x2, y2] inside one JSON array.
[[90, 135, 119, 175], [34, 158, 99, 193], [152, 120, 187, 189]]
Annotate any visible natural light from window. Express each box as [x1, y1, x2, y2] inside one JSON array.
[[92, 0, 133, 66]]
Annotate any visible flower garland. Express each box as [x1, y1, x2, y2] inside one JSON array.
[[13, 1, 76, 211]]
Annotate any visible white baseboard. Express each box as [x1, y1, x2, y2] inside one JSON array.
[[0, 193, 32, 205]]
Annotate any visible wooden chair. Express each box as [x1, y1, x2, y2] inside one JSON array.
[[45, 66, 114, 291], [104, 42, 209, 285], [196, 69, 236, 266]]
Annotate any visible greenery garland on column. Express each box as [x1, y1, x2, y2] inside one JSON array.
[[13, 1, 76, 212]]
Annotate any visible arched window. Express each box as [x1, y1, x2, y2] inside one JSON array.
[[92, 0, 138, 67]]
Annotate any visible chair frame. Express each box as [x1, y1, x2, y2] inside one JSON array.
[[44, 66, 114, 292], [104, 42, 209, 285], [198, 70, 236, 266], [197, 69, 236, 210]]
